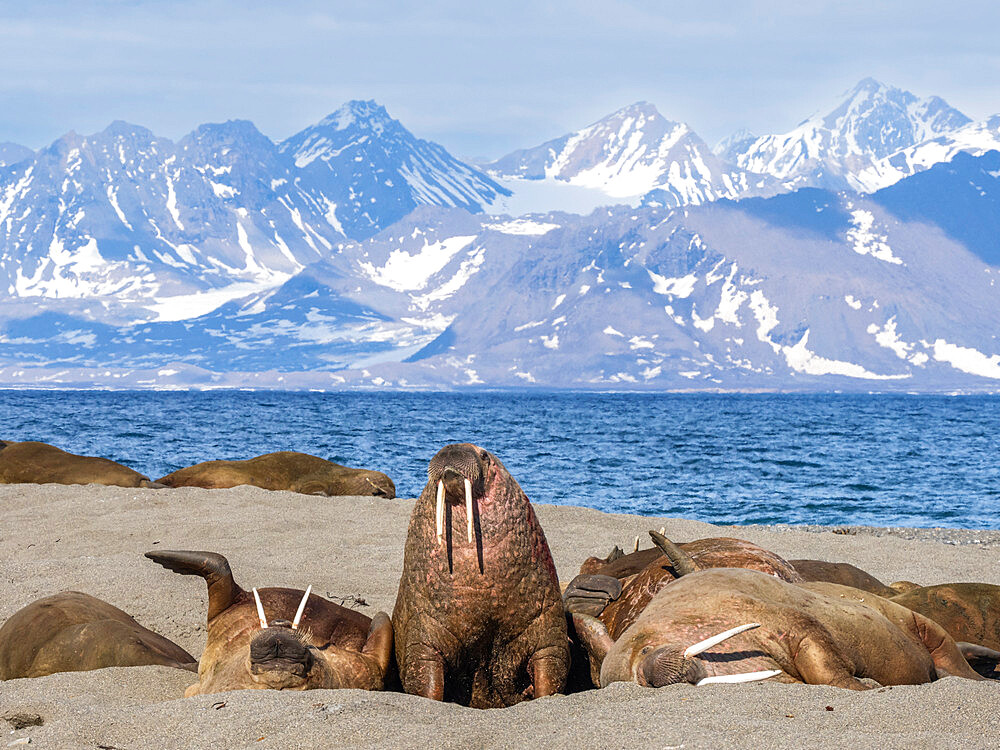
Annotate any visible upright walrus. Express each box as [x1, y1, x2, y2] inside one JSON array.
[[393, 443, 568, 708], [0, 440, 159, 488]]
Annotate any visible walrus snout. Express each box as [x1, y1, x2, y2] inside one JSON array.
[[428, 443, 487, 489], [249, 629, 314, 681], [637, 646, 691, 687]]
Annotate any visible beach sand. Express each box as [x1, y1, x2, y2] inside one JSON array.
[[2, 483, 999, 749]]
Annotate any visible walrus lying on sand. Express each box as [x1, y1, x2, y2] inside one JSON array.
[[890, 583, 1000, 676], [0, 591, 196, 679], [393, 443, 568, 708], [146, 550, 393, 695], [565, 531, 803, 640], [574, 567, 986, 690], [156, 451, 395, 497], [790, 559, 919, 598], [0, 440, 160, 488]]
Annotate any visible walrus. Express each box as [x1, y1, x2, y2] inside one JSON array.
[[0, 440, 160, 488], [574, 568, 986, 690], [566, 531, 803, 640], [156, 451, 395, 497], [889, 583, 1000, 675], [392, 443, 568, 708], [0, 591, 196, 679], [146, 550, 393, 695], [790, 559, 901, 598]]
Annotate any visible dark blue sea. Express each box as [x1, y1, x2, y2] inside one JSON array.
[[2, 391, 999, 528]]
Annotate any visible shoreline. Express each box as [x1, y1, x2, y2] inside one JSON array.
[[2, 483, 999, 748]]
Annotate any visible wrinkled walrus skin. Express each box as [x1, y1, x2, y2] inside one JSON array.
[[567, 534, 803, 640], [393, 443, 568, 708], [156, 451, 395, 497], [891, 583, 1000, 653], [0, 591, 196, 679], [0, 440, 159, 488], [576, 569, 984, 691], [146, 550, 393, 696]]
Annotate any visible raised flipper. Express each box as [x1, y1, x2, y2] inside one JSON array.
[[648, 530, 698, 576], [145, 550, 242, 621], [563, 574, 623, 616]]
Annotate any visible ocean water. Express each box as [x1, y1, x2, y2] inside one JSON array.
[[2, 391, 999, 529]]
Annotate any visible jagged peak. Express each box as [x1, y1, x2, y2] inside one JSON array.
[[183, 119, 272, 149], [318, 99, 395, 131], [99, 120, 156, 140]]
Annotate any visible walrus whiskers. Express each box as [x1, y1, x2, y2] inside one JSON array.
[[683, 623, 760, 658], [252, 588, 268, 629], [436, 480, 445, 546], [695, 669, 783, 686], [291, 585, 312, 630], [464, 478, 474, 544]]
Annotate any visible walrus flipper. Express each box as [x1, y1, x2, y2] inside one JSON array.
[[563, 574, 623, 616], [145, 550, 242, 621]]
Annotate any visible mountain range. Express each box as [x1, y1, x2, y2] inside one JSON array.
[[1, 80, 1000, 391]]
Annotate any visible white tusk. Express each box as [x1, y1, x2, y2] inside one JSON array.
[[465, 478, 474, 543], [684, 623, 760, 658], [436, 480, 445, 546], [291, 585, 312, 630], [633, 535, 640, 552], [695, 669, 782, 686], [659, 526, 665, 535], [252, 588, 268, 629]]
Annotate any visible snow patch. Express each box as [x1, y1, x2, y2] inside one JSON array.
[[359, 235, 477, 292]]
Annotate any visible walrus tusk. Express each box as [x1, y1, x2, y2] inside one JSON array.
[[436, 480, 445, 546], [683, 623, 760, 658], [291, 585, 312, 630], [695, 669, 783, 686], [633, 536, 639, 553], [464, 478, 474, 543], [252, 588, 268, 629]]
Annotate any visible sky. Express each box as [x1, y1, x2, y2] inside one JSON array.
[[2, 0, 1000, 160]]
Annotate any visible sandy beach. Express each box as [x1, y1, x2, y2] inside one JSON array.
[[2, 483, 999, 749]]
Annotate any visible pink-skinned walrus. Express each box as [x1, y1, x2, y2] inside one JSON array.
[[574, 568, 986, 690], [392, 443, 568, 708]]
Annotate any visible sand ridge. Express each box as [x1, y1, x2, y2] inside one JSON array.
[[1, 484, 999, 749]]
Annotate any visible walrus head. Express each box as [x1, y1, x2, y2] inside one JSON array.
[[573, 614, 780, 688], [426, 443, 500, 572]]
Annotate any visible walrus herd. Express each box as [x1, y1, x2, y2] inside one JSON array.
[[2, 440, 1000, 710]]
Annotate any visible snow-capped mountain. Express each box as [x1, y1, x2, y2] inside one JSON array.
[[0, 103, 510, 323], [486, 102, 775, 212], [5, 151, 1000, 391], [0, 142, 32, 167], [0, 120, 339, 323], [724, 78, 971, 191], [855, 114, 1000, 191], [279, 100, 509, 239]]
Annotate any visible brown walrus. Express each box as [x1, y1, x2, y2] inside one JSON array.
[[789, 559, 901, 598], [566, 531, 803, 640], [392, 443, 568, 708], [146, 550, 393, 695], [0, 440, 159, 488], [890, 583, 1000, 675], [156, 451, 395, 497], [574, 568, 985, 690], [0, 591, 196, 679]]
